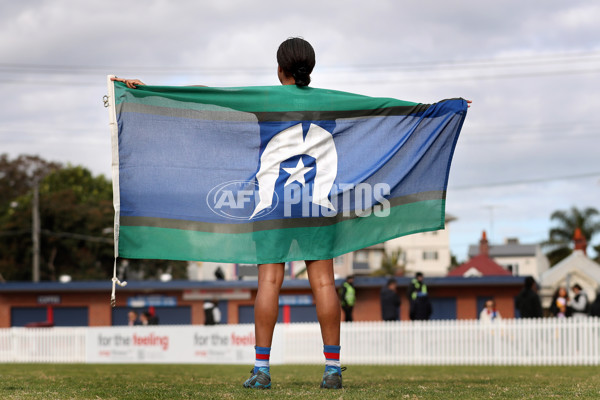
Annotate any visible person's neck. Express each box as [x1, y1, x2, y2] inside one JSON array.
[[280, 76, 296, 85]]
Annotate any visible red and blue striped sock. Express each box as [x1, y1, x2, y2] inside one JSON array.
[[254, 346, 271, 373], [323, 345, 341, 373]]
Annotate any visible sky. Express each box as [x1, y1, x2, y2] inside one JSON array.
[[1, 0, 599, 261]]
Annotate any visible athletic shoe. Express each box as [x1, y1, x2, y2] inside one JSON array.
[[320, 366, 346, 389], [243, 367, 271, 389]]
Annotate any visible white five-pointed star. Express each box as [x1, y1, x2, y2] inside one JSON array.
[[282, 158, 313, 187]]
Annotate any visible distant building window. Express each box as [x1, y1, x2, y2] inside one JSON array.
[[355, 250, 368, 263], [506, 264, 519, 275], [353, 262, 370, 271], [423, 251, 438, 260]]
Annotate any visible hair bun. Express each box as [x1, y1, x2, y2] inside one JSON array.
[[292, 66, 310, 86]]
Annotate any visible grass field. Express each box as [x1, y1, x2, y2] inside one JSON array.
[[1, 364, 600, 399]]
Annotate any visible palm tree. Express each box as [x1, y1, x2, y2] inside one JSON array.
[[545, 206, 600, 266], [372, 249, 404, 276]]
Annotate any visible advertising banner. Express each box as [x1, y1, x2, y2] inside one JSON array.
[[86, 325, 276, 364]]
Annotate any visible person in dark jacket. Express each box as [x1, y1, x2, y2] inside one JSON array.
[[515, 276, 543, 318], [408, 272, 432, 321], [380, 278, 401, 321]]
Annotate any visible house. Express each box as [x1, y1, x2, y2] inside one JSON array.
[[448, 231, 512, 277], [467, 237, 549, 280], [539, 229, 600, 307]]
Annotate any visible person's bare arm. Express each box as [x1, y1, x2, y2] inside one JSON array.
[[110, 77, 145, 89], [111, 77, 208, 88]]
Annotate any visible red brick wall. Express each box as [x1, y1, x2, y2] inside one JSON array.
[[0, 283, 521, 327]]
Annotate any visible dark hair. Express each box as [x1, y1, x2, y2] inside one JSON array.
[[277, 37, 315, 87], [524, 276, 535, 289], [573, 283, 582, 291], [387, 278, 396, 286], [415, 272, 423, 278]]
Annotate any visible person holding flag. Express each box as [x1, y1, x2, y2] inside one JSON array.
[[112, 37, 345, 390]]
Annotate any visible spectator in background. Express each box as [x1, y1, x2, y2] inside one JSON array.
[[408, 272, 432, 321], [147, 306, 159, 325], [570, 284, 589, 319], [380, 278, 401, 321], [550, 287, 570, 318], [516, 276, 543, 318], [479, 299, 502, 323], [339, 275, 356, 322], [204, 299, 222, 325], [589, 291, 600, 317], [139, 312, 150, 326], [214, 266, 225, 280], [127, 310, 140, 326]]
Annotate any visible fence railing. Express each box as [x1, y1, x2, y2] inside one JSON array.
[[1, 318, 600, 365]]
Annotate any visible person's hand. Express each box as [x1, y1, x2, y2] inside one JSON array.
[[467, 100, 472, 108], [111, 77, 145, 89]]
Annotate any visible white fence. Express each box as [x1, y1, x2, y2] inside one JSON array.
[[1, 318, 600, 365]]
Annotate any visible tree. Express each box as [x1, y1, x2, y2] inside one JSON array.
[[0, 153, 61, 211], [0, 156, 186, 281], [544, 206, 600, 266], [0, 164, 115, 280], [372, 249, 404, 277]]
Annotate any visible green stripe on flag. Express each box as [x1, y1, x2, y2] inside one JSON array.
[[114, 82, 422, 113], [118, 199, 445, 264]]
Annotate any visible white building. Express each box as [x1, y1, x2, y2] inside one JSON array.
[[467, 238, 549, 280], [539, 250, 600, 307], [383, 215, 456, 277], [187, 261, 236, 281]]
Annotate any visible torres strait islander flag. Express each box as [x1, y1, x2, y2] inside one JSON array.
[[106, 75, 468, 264]]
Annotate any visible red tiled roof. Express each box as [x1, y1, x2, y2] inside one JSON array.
[[447, 254, 512, 277]]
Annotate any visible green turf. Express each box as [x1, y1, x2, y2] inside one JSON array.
[[0, 364, 599, 399]]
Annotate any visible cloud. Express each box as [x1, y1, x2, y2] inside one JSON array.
[[1, 0, 599, 259]]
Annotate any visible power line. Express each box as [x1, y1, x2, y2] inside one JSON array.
[[2, 49, 600, 75], [333, 67, 600, 85], [0, 229, 113, 244], [41, 229, 113, 244], [451, 172, 600, 190], [2, 65, 598, 87]]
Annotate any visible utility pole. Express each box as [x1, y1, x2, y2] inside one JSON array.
[[32, 180, 40, 282]]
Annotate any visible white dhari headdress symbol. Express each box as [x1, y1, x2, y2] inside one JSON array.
[[250, 123, 338, 218]]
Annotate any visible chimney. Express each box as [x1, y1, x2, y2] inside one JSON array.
[[573, 228, 587, 255], [479, 231, 489, 257]]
